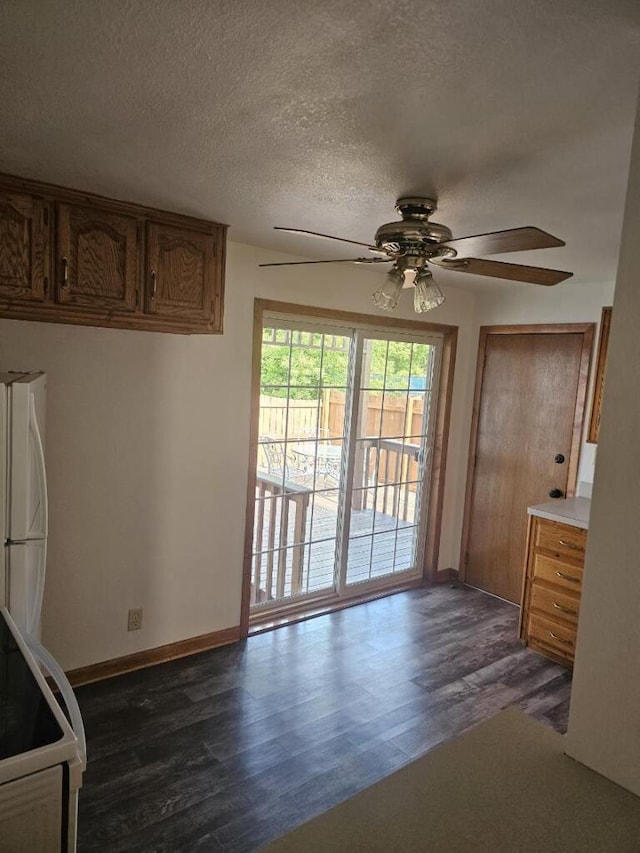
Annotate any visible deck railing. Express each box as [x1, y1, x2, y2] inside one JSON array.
[[252, 439, 425, 607], [252, 472, 311, 605], [356, 438, 423, 521]]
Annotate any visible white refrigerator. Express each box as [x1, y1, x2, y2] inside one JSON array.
[[0, 371, 86, 851], [1, 371, 49, 636]]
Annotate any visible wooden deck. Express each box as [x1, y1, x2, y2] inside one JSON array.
[[252, 438, 423, 608], [252, 497, 419, 606]]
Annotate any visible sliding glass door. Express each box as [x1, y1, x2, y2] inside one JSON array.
[[341, 334, 438, 591], [250, 315, 442, 617]]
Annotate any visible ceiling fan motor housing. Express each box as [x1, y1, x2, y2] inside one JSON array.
[[375, 197, 453, 258]]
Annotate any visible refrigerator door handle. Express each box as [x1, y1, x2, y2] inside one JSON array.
[[27, 395, 48, 634], [23, 633, 87, 771], [30, 394, 49, 538]]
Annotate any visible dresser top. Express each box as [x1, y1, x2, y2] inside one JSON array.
[[527, 496, 591, 530]]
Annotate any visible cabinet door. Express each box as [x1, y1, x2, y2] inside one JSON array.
[[0, 192, 49, 302], [145, 222, 219, 324], [56, 203, 139, 311]]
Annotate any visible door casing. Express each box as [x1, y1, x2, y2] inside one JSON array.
[[241, 299, 459, 636]]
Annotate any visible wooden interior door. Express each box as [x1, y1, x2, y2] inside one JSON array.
[[462, 326, 593, 603]]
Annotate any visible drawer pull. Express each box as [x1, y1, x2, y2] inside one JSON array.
[[553, 602, 577, 615], [555, 570, 580, 584], [60, 256, 69, 288], [558, 539, 583, 551], [549, 632, 573, 646]]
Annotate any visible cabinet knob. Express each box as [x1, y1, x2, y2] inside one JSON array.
[[548, 488, 563, 499], [554, 453, 565, 464]]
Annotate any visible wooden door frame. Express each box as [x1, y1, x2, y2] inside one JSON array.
[[459, 323, 594, 584], [240, 298, 459, 637]]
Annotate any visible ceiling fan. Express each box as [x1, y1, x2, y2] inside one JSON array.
[[259, 197, 572, 313]]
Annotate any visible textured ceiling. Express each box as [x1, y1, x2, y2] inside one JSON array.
[[1, 0, 640, 290]]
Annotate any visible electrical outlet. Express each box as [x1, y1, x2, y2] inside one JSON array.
[[127, 608, 143, 631]]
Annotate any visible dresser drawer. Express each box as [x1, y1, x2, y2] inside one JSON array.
[[532, 553, 583, 592], [529, 581, 580, 626], [535, 518, 586, 562], [527, 612, 577, 660]]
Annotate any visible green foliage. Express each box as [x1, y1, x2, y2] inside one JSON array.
[[367, 340, 430, 390], [261, 332, 432, 400]]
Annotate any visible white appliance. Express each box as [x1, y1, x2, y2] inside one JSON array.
[[0, 371, 85, 852], [1, 372, 48, 636]]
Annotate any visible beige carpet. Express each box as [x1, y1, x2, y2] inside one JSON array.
[[264, 707, 640, 852]]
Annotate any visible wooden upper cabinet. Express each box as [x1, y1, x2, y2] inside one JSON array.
[[145, 222, 220, 325], [56, 203, 139, 312], [0, 191, 49, 302], [0, 173, 226, 333]]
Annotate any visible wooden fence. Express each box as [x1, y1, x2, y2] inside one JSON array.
[[259, 394, 329, 441], [260, 391, 425, 440], [259, 391, 426, 485]]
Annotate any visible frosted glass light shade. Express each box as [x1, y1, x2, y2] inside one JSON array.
[[372, 268, 404, 311], [414, 273, 445, 312]]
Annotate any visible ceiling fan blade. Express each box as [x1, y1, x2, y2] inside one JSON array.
[[274, 227, 380, 251], [442, 227, 565, 258], [259, 257, 390, 268], [433, 257, 572, 285]]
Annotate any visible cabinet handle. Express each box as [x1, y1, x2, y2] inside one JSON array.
[[150, 270, 157, 299], [61, 256, 69, 288], [555, 570, 580, 584], [553, 602, 577, 615], [558, 539, 583, 551], [549, 632, 573, 646]]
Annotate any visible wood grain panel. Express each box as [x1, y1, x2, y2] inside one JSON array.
[[56, 203, 139, 311], [0, 192, 49, 301], [462, 327, 593, 603], [520, 514, 585, 668], [587, 306, 612, 443], [532, 552, 583, 591], [535, 517, 586, 561], [0, 172, 227, 334], [527, 612, 576, 659], [146, 222, 220, 323], [529, 580, 580, 626]]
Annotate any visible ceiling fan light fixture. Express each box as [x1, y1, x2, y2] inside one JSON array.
[[414, 270, 445, 313], [372, 267, 404, 311]]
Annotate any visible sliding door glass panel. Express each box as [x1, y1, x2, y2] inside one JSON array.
[[343, 336, 438, 588], [252, 325, 351, 608], [252, 319, 442, 616]]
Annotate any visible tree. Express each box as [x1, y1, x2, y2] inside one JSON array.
[[261, 330, 432, 399]]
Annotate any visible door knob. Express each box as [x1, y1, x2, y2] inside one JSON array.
[[554, 454, 565, 464], [548, 488, 564, 499]]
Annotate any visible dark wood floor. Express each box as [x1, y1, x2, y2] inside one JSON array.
[[75, 585, 571, 853]]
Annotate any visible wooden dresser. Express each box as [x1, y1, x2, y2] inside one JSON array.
[[520, 505, 589, 667]]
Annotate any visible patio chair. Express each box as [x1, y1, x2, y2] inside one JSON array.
[[258, 436, 288, 477]]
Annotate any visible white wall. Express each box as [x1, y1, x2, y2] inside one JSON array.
[[473, 278, 616, 487], [1, 236, 612, 673], [0, 245, 477, 669], [565, 94, 640, 796]]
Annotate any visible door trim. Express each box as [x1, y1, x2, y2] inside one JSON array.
[[459, 323, 594, 585], [240, 299, 458, 637]]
